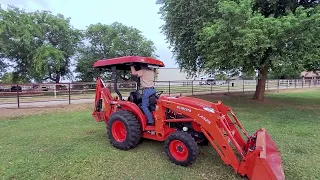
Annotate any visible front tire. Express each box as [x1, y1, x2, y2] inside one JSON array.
[[107, 110, 142, 150], [164, 131, 199, 166]]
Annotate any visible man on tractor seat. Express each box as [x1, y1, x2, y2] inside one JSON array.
[[130, 64, 156, 126]]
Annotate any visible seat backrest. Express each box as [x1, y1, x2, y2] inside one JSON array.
[[128, 91, 142, 104]]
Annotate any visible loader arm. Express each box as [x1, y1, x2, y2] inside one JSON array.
[[157, 96, 285, 180], [158, 99, 245, 172]]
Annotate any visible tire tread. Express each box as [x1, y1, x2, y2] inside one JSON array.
[[164, 131, 199, 166], [107, 110, 142, 150]]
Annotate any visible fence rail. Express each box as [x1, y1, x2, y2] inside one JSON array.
[[0, 78, 319, 108]]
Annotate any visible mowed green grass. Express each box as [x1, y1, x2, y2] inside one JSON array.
[[0, 88, 320, 180]]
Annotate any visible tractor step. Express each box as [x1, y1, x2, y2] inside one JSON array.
[[147, 131, 156, 135], [145, 126, 155, 131]]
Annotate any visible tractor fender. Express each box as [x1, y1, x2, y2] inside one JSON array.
[[115, 101, 147, 130]]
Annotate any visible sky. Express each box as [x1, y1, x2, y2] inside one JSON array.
[[0, 0, 177, 68]]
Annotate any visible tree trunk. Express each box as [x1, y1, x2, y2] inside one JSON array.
[[55, 72, 61, 83], [253, 66, 268, 101], [55, 72, 61, 90]]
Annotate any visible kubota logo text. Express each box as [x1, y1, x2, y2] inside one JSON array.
[[198, 114, 211, 124], [177, 106, 191, 112]]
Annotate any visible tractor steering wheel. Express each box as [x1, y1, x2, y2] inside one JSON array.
[[155, 91, 163, 98]]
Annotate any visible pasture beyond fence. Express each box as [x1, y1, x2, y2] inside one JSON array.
[[0, 78, 319, 108]]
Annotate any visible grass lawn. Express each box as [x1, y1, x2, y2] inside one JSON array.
[[0, 88, 319, 179]]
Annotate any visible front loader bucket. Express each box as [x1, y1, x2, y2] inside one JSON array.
[[244, 128, 285, 180]]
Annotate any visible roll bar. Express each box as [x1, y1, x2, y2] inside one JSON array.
[[111, 66, 122, 100], [110, 66, 141, 100]]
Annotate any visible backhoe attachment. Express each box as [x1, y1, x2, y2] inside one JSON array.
[[92, 77, 112, 122]]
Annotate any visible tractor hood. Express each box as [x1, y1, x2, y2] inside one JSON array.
[[161, 95, 219, 110]]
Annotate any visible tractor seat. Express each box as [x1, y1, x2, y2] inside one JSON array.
[[128, 90, 142, 105], [128, 90, 158, 112]]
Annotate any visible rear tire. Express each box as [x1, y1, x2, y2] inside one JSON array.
[[107, 110, 142, 150], [164, 131, 199, 166]]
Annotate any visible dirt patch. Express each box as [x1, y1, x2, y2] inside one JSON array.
[[85, 130, 96, 135], [0, 103, 93, 120]]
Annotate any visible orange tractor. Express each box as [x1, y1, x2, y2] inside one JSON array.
[[92, 56, 285, 180]]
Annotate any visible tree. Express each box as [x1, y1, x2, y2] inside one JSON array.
[[197, 0, 320, 100], [30, 10, 83, 83], [0, 72, 29, 83], [75, 22, 157, 82], [214, 72, 227, 80], [267, 62, 302, 79], [0, 60, 7, 77], [0, 5, 82, 83], [157, 0, 320, 101], [241, 71, 257, 80], [0, 72, 12, 83], [156, 0, 220, 77]]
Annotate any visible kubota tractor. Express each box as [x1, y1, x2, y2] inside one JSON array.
[[92, 56, 285, 180]]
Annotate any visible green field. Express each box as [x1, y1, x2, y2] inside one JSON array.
[[0, 88, 319, 179]]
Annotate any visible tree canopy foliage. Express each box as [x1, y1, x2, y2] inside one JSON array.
[[0, 5, 157, 83], [75, 22, 157, 82], [0, 60, 7, 77], [157, 0, 320, 100], [0, 5, 82, 83]]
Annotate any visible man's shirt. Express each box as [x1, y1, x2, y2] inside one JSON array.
[[136, 67, 155, 88]]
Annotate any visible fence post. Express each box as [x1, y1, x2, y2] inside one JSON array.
[[266, 80, 269, 90], [54, 84, 57, 99], [168, 81, 171, 95], [68, 83, 71, 104], [211, 82, 213, 94], [277, 79, 280, 89], [228, 80, 230, 93], [295, 79, 296, 88], [243, 79, 244, 93], [16, 85, 20, 108], [309, 80, 311, 87], [192, 81, 194, 95], [302, 79, 304, 88]]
